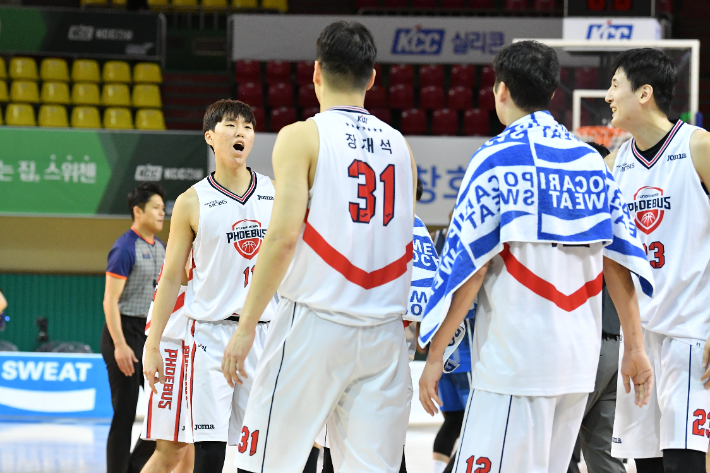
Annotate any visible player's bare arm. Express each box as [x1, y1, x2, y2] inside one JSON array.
[[604, 149, 618, 171], [222, 119, 318, 388], [419, 261, 489, 416], [103, 275, 136, 376], [405, 140, 418, 217], [603, 257, 653, 406], [143, 188, 198, 393]]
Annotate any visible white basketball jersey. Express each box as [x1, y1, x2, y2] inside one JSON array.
[[279, 106, 414, 325], [613, 121, 710, 343], [185, 169, 276, 322]]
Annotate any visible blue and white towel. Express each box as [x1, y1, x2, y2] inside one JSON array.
[[405, 216, 439, 322], [419, 111, 654, 347]]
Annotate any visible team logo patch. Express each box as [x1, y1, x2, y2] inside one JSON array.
[[632, 186, 667, 235], [227, 219, 266, 260]]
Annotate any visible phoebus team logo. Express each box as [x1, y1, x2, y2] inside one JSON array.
[[631, 186, 670, 235], [226, 219, 266, 260]]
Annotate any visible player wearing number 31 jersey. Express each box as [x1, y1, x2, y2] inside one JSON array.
[[223, 21, 417, 473]]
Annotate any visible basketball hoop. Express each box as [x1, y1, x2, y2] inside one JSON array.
[[574, 126, 631, 151]]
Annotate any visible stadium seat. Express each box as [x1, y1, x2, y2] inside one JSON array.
[[441, 0, 466, 7], [480, 65, 495, 88], [113, 0, 128, 6], [296, 61, 313, 86], [40, 58, 70, 82], [268, 82, 294, 108], [10, 81, 40, 103], [248, 106, 265, 131], [135, 108, 166, 130], [657, 0, 673, 13], [419, 86, 445, 110], [0, 82, 8, 102], [269, 106, 296, 132], [5, 103, 36, 126], [261, 0, 288, 11], [505, 0, 527, 9], [464, 108, 489, 136], [575, 67, 599, 89], [202, 0, 229, 9], [383, 0, 407, 6], [71, 106, 101, 128], [432, 108, 458, 135], [478, 87, 495, 111], [302, 106, 319, 120], [364, 85, 387, 109], [103, 107, 133, 129], [72, 83, 101, 105], [419, 64, 444, 88], [298, 84, 318, 108], [533, 0, 556, 10], [132, 84, 162, 108], [81, 0, 108, 5], [133, 63, 162, 84], [41, 82, 71, 105], [265, 61, 291, 85], [0, 58, 6, 80], [102, 83, 131, 107], [172, 0, 198, 8], [235, 60, 261, 84], [147, 0, 169, 6], [38, 105, 69, 127], [370, 108, 391, 124], [560, 67, 570, 84], [233, 0, 258, 7], [450, 64, 476, 88], [412, 0, 436, 7], [238, 82, 263, 107], [9, 57, 38, 81], [400, 108, 427, 135], [72, 59, 101, 83], [389, 84, 414, 109], [355, 0, 379, 8], [389, 64, 414, 86], [103, 61, 131, 83], [447, 86, 473, 110], [548, 88, 566, 113], [470, 0, 494, 7]]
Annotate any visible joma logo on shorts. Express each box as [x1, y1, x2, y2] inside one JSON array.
[[195, 424, 215, 430]]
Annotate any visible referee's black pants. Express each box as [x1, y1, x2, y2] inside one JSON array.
[[101, 315, 155, 473]]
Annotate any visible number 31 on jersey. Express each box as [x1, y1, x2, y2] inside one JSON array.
[[348, 159, 395, 226]]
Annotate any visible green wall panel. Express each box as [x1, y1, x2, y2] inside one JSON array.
[[0, 273, 105, 353]]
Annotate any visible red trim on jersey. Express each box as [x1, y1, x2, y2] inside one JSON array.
[[174, 340, 187, 442], [631, 120, 683, 169], [189, 321, 196, 437], [302, 222, 413, 289], [146, 390, 153, 439], [145, 320, 150, 332], [499, 243, 603, 312], [207, 170, 257, 204]]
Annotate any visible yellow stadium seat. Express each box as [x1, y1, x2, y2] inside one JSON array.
[[10, 81, 40, 103], [41, 82, 71, 105], [71, 106, 102, 128], [103, 61, 131, 83], [233, 0, 258, 6], [102, 83, 131, 107], [172, 0, 198, 7], [112, 0, 127, 5], [38, 105, 69, 127], [81, 0, 108, 5], [147, 0, 169, 6], [262, 0, 287, 11], [0, 58, 7, 80], [202, 0, 228, 8], [72, 59, 101, 83], [132, 84, 162, 108], [133, 62, 162, 84], [9, 57, 38, 80], [5, 103, 36, 126], [0, 82, 8, 102], [72, 83, 101, 106], [40, 58, 70, 82], [136, 108, 166, 130], [104, 107, 133, 129]]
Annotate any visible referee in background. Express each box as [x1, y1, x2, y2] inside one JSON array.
[[102, 183, 166, 473]]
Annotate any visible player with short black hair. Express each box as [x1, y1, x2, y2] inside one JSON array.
[[315, 20, 377, 91]]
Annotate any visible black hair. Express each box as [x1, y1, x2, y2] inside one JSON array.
[[128, 182, 165, 220], [610, 48, 677, 116], [493, 40, 560, 112], [416, 178, 423, 202], [203, 99, 256, 134], [316, 21, 377, 91], [586, 141, 610, 158]]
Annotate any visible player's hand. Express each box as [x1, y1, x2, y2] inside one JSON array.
[[701, 333, 710, 389], [222, 326, 255, 388], [114, 342, 138, 377], [143, 347, 164, 394], [620, 347, 653, 407], [419, 356, 444, 416]]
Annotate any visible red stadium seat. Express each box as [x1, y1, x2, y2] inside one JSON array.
[[419, 64, 444, 88], [441, 0, 465, 7], [235, 60, 260, 84], [464, 109, 490, 136], [356, 0, 379, 7], [296, 61, 313, 86], [251, 106, 265, 132], [548, 88, 566, 113], [269, 106, 296, 132], [419, 86, 445, 110], [480, 65, 495, 88], [389, 84, 414, 109], [451, 64, 476, 88], [265, 60, 291, 84], [389, 64, 414, 86], [533, 0, 556, 10], [383, 0, 408, 6], [478, 87, 495, 111], [302, 106, 319, 120], [657, 0, 673, 13], [432, 108, 458, 135], [237, 82, 263, 107], [505, 0, 527, 9], [400, 108, 427, 135], [413, 0, 436, 6], [469, 0, 493, 7], [370, 108, 391, 124], [298, 84, 318, 108], [560, 67, 570, 84], [447, 86, 473, 110], [268, 82, 293, 107], [365, 84, 387, 109], [575, 67, 599, 89]]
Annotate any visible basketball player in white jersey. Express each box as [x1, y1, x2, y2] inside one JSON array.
[[143, 99, 277, 473], [605, 48, 710, 473], [222, 21, 417, 473]]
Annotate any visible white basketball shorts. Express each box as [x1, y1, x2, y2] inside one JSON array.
[[186, 318, 268, 444], [612, 329, 710, 458], [141, 337, 192, 443], [234, 299, 412, 473], [451, 389, 587, 473]]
